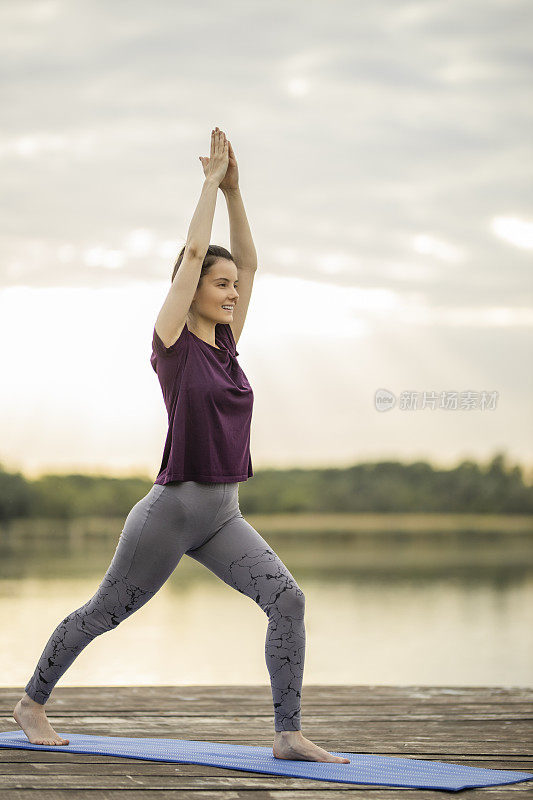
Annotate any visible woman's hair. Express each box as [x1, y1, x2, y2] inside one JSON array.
[[171, 244, 234, 284]]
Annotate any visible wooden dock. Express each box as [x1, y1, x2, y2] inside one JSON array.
[[1, 685, 532, 798]]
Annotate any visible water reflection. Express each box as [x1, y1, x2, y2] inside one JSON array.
[[2, 521, 532, 690]]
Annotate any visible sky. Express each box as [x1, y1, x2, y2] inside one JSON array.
[[1, 0, 532, 481]]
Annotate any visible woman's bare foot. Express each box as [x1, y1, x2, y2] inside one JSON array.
[[273, 730, 350, 763], [13, 694, 69, 746]]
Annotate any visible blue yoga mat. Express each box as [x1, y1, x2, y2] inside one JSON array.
[[1, 730, 532, 791]]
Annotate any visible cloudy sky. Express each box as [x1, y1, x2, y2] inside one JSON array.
[[1, 0, 532, 481]]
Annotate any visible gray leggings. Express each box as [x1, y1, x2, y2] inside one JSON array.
[[24, 481, 305, 731]]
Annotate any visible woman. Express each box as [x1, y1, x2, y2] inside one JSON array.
[[13, 128, 349, 764]]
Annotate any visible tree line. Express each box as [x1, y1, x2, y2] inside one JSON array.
[[0, 452, 531, 521]]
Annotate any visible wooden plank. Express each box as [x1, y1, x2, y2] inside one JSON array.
[[3, 684, 533, 705], [0, 790, 532, 799], [1, 720, 531, 755], [0, 756, 532, 772]]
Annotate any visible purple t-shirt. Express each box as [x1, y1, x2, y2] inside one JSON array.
[[150, 321, 254, 484]]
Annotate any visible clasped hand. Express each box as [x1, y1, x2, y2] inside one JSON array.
[[199, 127, 239, 191]]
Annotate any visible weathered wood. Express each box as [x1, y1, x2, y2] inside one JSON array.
[[0, 686, 531, 797], [1, 792, 529, 800]]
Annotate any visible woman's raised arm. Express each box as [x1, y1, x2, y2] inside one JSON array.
[[154, 130, 228, 348]]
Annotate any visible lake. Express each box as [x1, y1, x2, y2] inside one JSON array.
[[2, 513, 532, 694]]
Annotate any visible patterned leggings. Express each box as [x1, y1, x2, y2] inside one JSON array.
[[24, 481, 306, 731]]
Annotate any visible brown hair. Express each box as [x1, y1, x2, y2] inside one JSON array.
[[171, 244, 234, 284]]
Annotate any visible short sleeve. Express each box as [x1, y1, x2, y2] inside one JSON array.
[[216, 323, 239, 356], [152, 324, 187, 357]]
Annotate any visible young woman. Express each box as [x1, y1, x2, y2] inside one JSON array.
[[13, 128, 349, 764]]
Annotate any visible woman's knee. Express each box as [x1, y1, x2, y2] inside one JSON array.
[[73, 598, 125, 638], [74, 572, 155, 637], [271, 584, 305, 618]]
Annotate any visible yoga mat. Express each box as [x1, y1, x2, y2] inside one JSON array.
[[1, 730, 532, 792]]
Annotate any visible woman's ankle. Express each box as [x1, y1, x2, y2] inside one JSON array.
[[20, 692, 43, 708]]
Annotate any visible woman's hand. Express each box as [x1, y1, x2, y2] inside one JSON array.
[[199, 127, 239, 191], [200, 128, 229, 186]]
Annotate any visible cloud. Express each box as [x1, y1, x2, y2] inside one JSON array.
[[0, 0, 530, 326], [492, 216, 533, 250]]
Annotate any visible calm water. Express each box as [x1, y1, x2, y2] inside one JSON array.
[[2, 520, 532, 692]]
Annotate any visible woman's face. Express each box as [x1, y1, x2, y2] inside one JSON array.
[[191, 258, 239, 323]]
